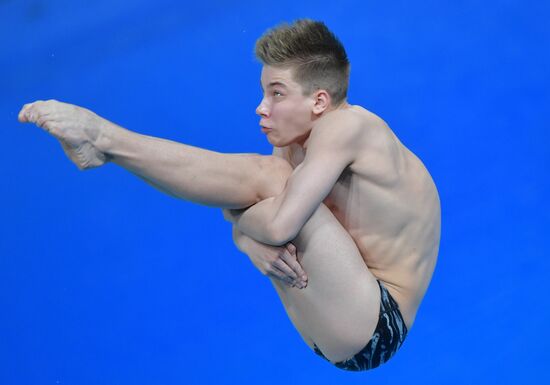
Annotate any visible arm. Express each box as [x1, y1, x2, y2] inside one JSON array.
[[228, 223, 306, 288], [221, 145, 308, 288], [233, 115, 363, 245]]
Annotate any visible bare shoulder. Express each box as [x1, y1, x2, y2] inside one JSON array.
[[310, 105, 389, 149], [313, 106, 364, 132], [316, 105, 409, 183]]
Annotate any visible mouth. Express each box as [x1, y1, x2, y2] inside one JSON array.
[[261, 126, 272, 133]]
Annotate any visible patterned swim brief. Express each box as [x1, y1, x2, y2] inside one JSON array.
[[313, 280, 408, 371]]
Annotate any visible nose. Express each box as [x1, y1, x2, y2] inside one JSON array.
[[256, 97, 270, 118]]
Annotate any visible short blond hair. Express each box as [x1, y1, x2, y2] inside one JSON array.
[[255, 19, 350, 106]]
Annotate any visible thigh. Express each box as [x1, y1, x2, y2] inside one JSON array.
[[269, 203, 381, 363], [250, 155, 380, 362]]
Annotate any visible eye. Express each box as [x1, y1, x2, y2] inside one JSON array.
[[273, 90, 283, 97]]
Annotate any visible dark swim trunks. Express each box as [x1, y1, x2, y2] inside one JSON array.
[[313, 280, 408, 371]]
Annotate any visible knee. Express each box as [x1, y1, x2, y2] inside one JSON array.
[[256, 155, 293, 200]]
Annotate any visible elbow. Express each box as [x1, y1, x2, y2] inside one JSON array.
[[269, 218, 299, 246]]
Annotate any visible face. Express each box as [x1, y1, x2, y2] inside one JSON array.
[[256, 65, 315, 147]]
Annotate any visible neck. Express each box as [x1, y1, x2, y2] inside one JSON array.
[[301, 100, 352, 148], [330, 99, 351, 112]]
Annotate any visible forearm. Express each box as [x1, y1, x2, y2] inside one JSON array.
[[233, 196, 289, 246], [227, 211, 308, 288], [223, 202, 283, 246]]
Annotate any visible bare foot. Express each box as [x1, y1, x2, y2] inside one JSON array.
[[18, 99, 111, 170]]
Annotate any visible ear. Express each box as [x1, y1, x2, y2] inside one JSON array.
[[311, 90, 331, 115]]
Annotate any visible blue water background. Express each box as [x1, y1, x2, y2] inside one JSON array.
[[1, 1, 548, 384]]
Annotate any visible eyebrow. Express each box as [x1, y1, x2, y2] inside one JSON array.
[[260, 80, 288, 90], [269, 81, 287, 88]]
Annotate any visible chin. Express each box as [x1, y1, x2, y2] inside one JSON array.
[[266, 135, 281, 146], [267, 133, 292, 147], [270, 139, 288, 147]]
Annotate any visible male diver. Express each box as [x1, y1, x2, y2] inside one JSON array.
[[18, 20, 440, 371]]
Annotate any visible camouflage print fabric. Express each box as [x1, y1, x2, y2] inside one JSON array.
[[313, 280, 408, 371]]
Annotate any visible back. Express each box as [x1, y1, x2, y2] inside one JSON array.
[[329, 106, 440, 328], [276, 105, 441, 329]]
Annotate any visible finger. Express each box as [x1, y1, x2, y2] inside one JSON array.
[[280, 251, 307, 281], [268, 266, 295, 287], [286, 242, 297, 255], [273, 258, 298, 281], [273, 259, 307, 289]]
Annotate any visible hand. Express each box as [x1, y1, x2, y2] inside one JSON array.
[[18, 99, 110, 170], [241, 238, 308, 289]]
